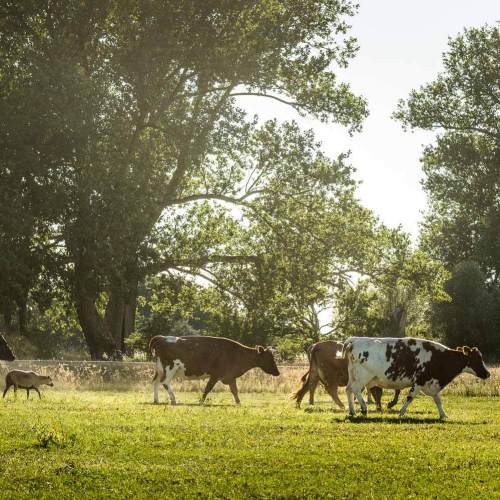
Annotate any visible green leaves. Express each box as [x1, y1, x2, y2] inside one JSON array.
[[396, 25, 500, 277]]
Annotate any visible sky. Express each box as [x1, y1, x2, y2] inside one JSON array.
[[237, 0, 498, 239]]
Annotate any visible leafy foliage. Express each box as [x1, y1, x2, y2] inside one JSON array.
[[431, 262, 500, 356], [395, 25, 500, 278], [396, 24, 500, 355]]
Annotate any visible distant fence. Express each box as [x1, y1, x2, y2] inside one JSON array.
[[0, 360, 498, 396], [0, 360, 308, 394]]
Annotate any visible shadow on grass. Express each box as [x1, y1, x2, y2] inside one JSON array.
[[303, 407, 346, 414], [334, 415, 481, 425], [140, 401, 243, 408]]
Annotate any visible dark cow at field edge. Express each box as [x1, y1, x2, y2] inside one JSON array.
[[0, 334, 15, 361], [150, 335, 280, 404], [292, 340, 400, 410], [344, 337, 490, 418]]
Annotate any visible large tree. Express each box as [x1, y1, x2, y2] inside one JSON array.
[[0, 1, 368, 358], [394, 24, 500, 279], [395, 25, 500, 354]]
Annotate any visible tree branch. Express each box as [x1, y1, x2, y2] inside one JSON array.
[[148, 254, 261, 274], [230, 92, 300, 108], [170, 266, 249, 306], [167, 190, 263, 207]]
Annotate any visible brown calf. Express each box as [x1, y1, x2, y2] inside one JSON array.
[[3, 370, 54, 399], [150, 335, 280, 404], [292, 340, 400, 410]]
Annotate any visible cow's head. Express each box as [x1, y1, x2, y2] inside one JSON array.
[[41, 375, 54, 387], [256, 346, 280, 376], [458, 346, 490, 379]]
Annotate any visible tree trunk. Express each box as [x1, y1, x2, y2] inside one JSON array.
[[75, 291, 115, 360], [104, 282, 138, 357], [0, 298, 13, 328], [74, 258, 116, 360], [16, 298, 28, 337]]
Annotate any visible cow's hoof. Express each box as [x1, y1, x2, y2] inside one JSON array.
[[439, 414, 448, 420]]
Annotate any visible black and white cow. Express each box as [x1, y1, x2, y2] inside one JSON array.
[[344, 337, 490, 419]]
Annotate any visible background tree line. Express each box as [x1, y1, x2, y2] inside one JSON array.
[[0, 2, 498, 359]]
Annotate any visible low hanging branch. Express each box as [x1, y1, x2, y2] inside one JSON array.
[[147, 254, 262, 275]]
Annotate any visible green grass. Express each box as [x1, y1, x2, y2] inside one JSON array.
[[0, 390, 499, 499]]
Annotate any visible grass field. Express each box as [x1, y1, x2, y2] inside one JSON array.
[[0, 386, 499, 499]]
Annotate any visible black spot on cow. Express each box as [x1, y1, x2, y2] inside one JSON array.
[[385, 340, 421, 381], [407, 338, 416, 346], [422, 341, 434, 352], [360, 351, 370, 364]]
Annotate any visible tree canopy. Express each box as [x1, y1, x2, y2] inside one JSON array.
[[0, 0, 376, 358], [395, 24, 500, 279], [396, 24, 500, 356]]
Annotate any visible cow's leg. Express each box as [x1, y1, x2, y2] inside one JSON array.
[[387, 390, 401, 409], [26, 388, 30, 400], [34, 387, 41, 399], [346, 380, 367, 416], [346, 385, 356, 416], [162, 383, 176, 405], [366, 387, 374, 404], [228, 380, 240, 405], [353, 384, 367, 415], [325, 384, 345, 410], [308, 368, 320, 405], [398, 385, 421, 418], [370, 386, 383, 412], [3, 383, 11, 398], [161, 362, 180, 405], [346, 363, 357, 416], [201, 376, 219, 404], [432, 394, 448, 420], [153, 358, 163, 404]]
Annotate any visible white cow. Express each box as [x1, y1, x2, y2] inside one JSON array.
[[344, 337, 490, 419]]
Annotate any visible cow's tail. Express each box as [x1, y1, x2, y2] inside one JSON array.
[[149, 336, 164, 358], [149, 336, 164, 382], [342, 338, 354, 360], [291, 346, 319, 405], [290, 370, 310, 406]]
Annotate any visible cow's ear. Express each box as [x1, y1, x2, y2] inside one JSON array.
[[256, 345, 264, 353]]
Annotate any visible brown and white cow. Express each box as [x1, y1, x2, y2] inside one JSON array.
[[150, 335, 280, 405], [344, 337, 490, 419], [292, 340, 347, 408], [292, 340, 400, 410]]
